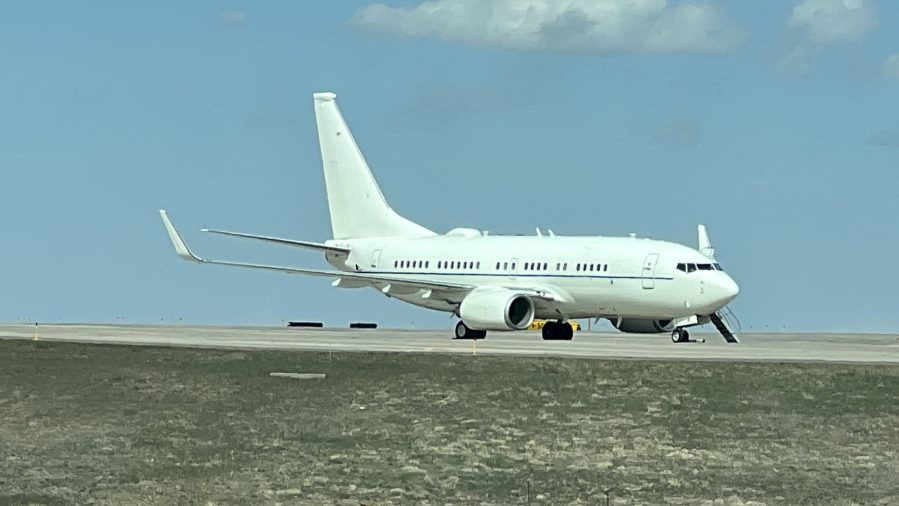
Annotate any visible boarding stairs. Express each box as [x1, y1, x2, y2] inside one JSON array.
[[710, 305, 741, 344]]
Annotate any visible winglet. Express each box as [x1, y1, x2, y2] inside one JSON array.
[[159, 210, 203, 262], [698, 224, 715, 260]]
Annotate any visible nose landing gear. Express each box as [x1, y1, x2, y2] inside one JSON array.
[[671, 327, 690, 343]]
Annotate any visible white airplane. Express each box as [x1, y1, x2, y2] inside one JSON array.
[[160, 92, 740, 343]]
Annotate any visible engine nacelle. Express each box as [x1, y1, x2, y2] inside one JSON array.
[[459, 288, 535, 331], [612, 318, 675, 334]]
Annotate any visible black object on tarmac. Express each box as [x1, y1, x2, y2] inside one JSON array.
[[288, 321, 324, 328], [349, 322, 378, 329]]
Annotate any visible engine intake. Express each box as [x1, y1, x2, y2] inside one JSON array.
[[459, 288, 535, 331]]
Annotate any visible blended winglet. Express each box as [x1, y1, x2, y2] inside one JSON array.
[[159, 210, 203, 262]]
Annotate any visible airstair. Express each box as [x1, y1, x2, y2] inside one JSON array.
[[710, 305, 741, 343]]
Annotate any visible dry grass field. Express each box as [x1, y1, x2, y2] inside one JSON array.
[[0, 339, 897, 505]]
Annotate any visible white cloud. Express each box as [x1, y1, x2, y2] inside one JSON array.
[[220, 9, 248, 26], [882, 53, 899, 80], [779, 45, 813, 78], [789, 0, 877, 44], [352, 0, 747, 54]]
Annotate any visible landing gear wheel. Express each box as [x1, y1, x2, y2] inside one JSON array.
[[541, 321, 558, 340], [454, 321, 468, 339], [542, 321, 574, 341], [671, 328, 689, 343], [559, 322, 574, 341], [454, 321, 486, 340]]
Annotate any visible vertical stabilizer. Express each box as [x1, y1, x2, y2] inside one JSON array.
[[313, 92, 434, 239]]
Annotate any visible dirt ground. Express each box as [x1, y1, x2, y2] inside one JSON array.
[[0, 339, 897, 505]]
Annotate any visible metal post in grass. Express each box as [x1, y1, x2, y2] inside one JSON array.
[[526, 479, 530, 505], [605, 488, 612, 506]]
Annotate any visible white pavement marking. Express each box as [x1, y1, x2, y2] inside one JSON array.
[[1, 324, 898, 364]]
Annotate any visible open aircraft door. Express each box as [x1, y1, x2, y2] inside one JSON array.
[[642, 253, 659, 289]]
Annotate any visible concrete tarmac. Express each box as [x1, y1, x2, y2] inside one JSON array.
[[2, 324, 897, 364]]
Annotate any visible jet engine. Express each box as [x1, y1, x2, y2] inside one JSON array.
[[612, 318, 675, 334], [459, 288, 535, 331]]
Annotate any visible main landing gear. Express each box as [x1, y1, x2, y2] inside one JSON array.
[[671, 327, 690, 343], [454, 321, 486, 340], [542, 321, 574, 341]]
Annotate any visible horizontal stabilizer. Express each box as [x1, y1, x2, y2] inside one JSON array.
[[202, 229, 349, 254]]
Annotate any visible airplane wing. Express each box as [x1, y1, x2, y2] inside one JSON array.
[[201, 229, 350, 255], [160, 210, 471, 295]]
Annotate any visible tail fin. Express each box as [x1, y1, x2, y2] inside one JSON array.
[[313, 92, 434, 239]]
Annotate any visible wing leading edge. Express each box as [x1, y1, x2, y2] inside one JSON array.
[[201, 229, 350, 255]]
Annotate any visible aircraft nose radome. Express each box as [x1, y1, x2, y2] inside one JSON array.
[[715, 275, 740, 305]]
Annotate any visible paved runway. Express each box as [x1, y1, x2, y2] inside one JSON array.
[[2, 323, 898, 364]]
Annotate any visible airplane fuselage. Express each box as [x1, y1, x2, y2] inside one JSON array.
[[326, 232, 738, 321]]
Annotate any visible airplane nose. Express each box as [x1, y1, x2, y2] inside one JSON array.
[[713, 274, 740, 306]]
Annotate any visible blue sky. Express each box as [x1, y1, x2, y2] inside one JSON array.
[[2, 0, 898, 331]]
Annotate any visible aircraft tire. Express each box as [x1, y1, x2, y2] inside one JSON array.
[[560, 322, 574, 341], [671, 328, 689, 343], [541, 321, 558, 340], [455, 321, 486, 340]]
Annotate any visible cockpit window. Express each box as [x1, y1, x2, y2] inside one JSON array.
[[679, 262, 726, 273]]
